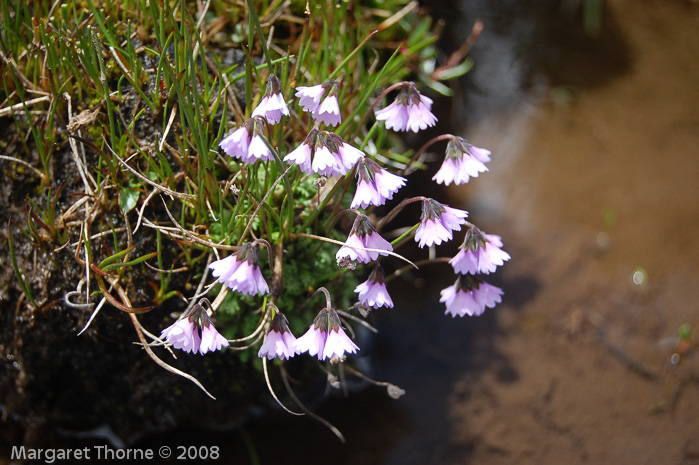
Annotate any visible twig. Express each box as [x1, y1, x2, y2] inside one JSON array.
[[0, 96, 51, 117], [292, 233, 418, 269], [263, 357, 304, 415], [0, 155, 48, 183], [159, 197, 240, 251]]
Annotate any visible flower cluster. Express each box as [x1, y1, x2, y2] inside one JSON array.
[[257, 298, 359, 362], [160, 73, 509, 393], [284, 127, 364, 177]]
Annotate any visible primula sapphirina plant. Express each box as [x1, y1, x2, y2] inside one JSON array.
[[155, 67, 509, 412], [97, 2, 509, 424]]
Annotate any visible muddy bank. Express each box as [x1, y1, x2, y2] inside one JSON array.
[[440, 0, 699, 463]]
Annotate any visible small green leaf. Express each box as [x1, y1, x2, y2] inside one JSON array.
[[119, 188, 139, 213], [423, 78, 453, 97], [102, 251, 159, 272]]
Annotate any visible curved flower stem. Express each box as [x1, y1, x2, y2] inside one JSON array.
[[314, 286, 333, 309], [279, 364, 346, 442], [226, 306, 271, 344], [336, 309, 378, 334], [263, 357, 304, 416], [325, 208, 361, 238], [350, 81, 411, 141], [342, 364, 405, 399], [376, 195, 426, 231], [399, 133, 455, 175]]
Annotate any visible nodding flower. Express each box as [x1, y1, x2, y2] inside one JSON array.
[[351, 157, 406, 209], [251, 74, 290, 124], [161, 301, 229, 355], [209, 242, 269, 296], [258, 311, 298, 361], [336, 214, 393, 267], [375, 82, 437, 133], [433, 137, 491, 186], [295, 307, 359, 362], [295, 80, 342, 127], [439, 274, 503, 317], [285, 128, 364, 178], [220, 116, 274, 163], [414, 198, 468, 248], [355, 263, 394, 309], [450, 227, 510, 275]]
